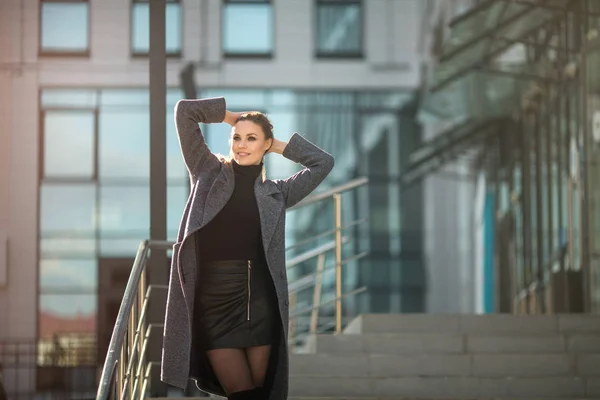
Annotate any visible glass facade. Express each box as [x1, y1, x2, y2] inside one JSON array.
[[419, 0, 600, 314], [40, 1, 89, 55], [315, 0, 363, 57], [222, 0, 273, 57], [38, 87, 418, 360], [131, 0, 182, 56]]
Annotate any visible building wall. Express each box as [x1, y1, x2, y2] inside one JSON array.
[[39, 0, 421, 88], [0, 0, 424, 348]]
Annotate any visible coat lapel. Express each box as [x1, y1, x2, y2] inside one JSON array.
[[255, 179, 284, 254], [199, 164, 234, 228]]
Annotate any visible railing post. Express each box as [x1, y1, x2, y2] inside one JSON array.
[[289, 292, 297, 340], [310, 253, 326, 334], [334, 193, 343, 334]]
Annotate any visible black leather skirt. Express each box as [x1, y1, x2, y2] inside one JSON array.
[[193, 258, 277, 350]]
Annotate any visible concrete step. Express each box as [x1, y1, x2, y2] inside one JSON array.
[[304, 333, 600, 354], [343, 314, 600, 335], [288, 376, 600, 398], [290, 353, 600, 378]]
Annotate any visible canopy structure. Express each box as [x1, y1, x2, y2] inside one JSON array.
[[409, 0, 600, 314], [406, 0, 600, 184]]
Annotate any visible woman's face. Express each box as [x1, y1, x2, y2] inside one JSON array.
[[231, 120, 272, 166]]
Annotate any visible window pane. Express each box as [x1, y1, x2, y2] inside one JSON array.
[[167, 88, 184, 108], [168, 184, 188, 239], [40, 259, 97, 292], [99, 184, 150, 256], [41, 238, 96, 258], [203, 123, 232, 157], [167, 108, 188, 181], [44, 111, 95, 179], [41, 89, 97, 108], [40, 184, 96, 233], [99, 238, 146, 257], [41, 3, 89, 52], [99, 110, 149, 181], [131, 3, 182, 54], [100, 89, 149, 107], [317, 3, 362, 55], [223, 3, 273, 54], [200, 89, 267, 109], [99, 185, 149, 235], [39, 294, 96, 339], [264, 112, 297, 179]]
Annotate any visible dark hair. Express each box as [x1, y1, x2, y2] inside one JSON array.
[[236, 112, 274, 143]]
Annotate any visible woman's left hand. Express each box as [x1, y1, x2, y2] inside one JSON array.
[[267, 138, 288, 154]]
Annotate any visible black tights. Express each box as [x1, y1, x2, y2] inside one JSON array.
[[206, 345, 271, 396]]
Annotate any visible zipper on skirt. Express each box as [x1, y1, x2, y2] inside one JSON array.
[[247, 260, 251, 321]]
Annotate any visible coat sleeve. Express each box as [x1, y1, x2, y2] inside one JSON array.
[[274, 133, 335, 209], [175, 97, 226, 178]]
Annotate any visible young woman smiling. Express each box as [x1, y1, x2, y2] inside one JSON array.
[[161, 97, 334, 400]]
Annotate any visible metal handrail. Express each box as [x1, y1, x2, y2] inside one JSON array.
[[96, 177, 370, 400], [287, 237, 349, 269], [289, 177, 368, 210], [289, 251, 369, 294], [97, 241, 150, 400]]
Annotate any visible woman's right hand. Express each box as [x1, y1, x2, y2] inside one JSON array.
[[223, 110, 254, 126]]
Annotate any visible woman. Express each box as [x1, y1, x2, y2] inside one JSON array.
[[161, 97, 334, 400]]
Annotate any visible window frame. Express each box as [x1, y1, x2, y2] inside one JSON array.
[[314, 0, 364, 59], [221, 0, 274, 59], [130, 0, 183, 58], [38, 0, 91, 57]]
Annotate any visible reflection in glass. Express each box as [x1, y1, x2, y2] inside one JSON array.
[[41, 3, 89, 52], [167, 88, 184, 108], [201, 89, 268, 109], [203, 123, 233, 157], [316, 2, 362, 55], [40, 184, 96, 233], [131, 2, 182, 54], [38, 294, 97, 366], [264, 112, 297, 180], [100, 89, 149, 107], [41, 89, 97, 108], [270, 90, 297, 107], [167, 109, 188, 181], [40, 259, 97, 292], [99, 238, 147, 258], [99, 185, 149, 234], [223, 3, 273, 55], [168, 184, 188, 238], [44, 111, 95, 179], [39, 294, 97, 338], [99, 111, 149, 180], [41, 238, 96, 258]]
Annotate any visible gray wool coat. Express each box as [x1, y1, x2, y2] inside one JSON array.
[[160, 97, 335, 399]]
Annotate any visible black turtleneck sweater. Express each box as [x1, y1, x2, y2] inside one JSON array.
[[195, 161, 265, 263]]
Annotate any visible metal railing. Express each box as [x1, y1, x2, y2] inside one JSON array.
[[96, 177, 369, 400]]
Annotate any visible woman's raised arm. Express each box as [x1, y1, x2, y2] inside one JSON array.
[[272, 133, 335, 209], [174, 97, 226, 178]]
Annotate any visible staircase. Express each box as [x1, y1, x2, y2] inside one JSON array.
[[287, 313, 600, 399]]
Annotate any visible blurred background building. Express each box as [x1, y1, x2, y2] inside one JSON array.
[[1, 0, 599, 398]]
